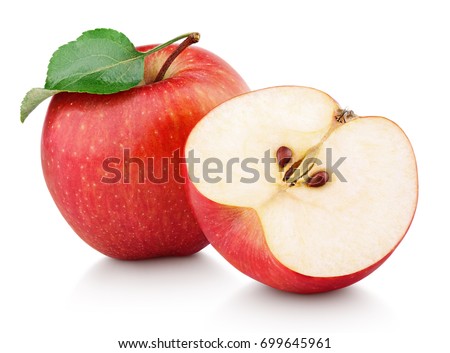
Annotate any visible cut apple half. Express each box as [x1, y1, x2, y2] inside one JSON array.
[[185, 86, 418, 293]]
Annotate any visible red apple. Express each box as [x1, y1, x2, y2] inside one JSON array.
[[41, 43, 249, 259], [185, 86, 418, 293]]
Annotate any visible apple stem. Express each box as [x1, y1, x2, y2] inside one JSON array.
[[154, 33, 200, 82], [335, 108, 358, 124]]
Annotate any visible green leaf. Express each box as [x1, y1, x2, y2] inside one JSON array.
[[21, 30, 197, 122], [44, 28, 145, 94], [20, 88, 61, 123]]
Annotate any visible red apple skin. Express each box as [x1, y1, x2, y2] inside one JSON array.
[[41, 44, 249, 260], [186, 178, 416, 294]]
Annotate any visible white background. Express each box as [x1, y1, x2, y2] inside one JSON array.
[[1, 0, 449, 352]]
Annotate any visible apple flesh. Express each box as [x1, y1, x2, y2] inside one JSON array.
[[185, 86, 418, 293], [41, 44, 249, 259]]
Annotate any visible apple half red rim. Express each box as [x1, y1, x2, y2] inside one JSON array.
[[185, 86, 418, 293]]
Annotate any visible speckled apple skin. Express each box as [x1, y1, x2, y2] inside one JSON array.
[[41, 44, 249, 259]]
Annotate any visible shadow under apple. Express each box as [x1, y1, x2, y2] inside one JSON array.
[[69, 250, 394, 335], [69, 250, 237, 312], [210, 282, 394, 334]]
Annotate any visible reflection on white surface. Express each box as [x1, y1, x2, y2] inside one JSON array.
[[70, 248, 392, 336], [212, 282, 393, 334], [69, 250, 236, 311]]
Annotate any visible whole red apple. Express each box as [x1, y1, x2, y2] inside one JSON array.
[[41, 43, 249, 259]]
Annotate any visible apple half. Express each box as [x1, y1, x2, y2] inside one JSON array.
[[185, 86, 418, 293]]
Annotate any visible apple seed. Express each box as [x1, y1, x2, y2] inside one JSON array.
[[276, 146, 293, 168], [306, 171, 329, 187]]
